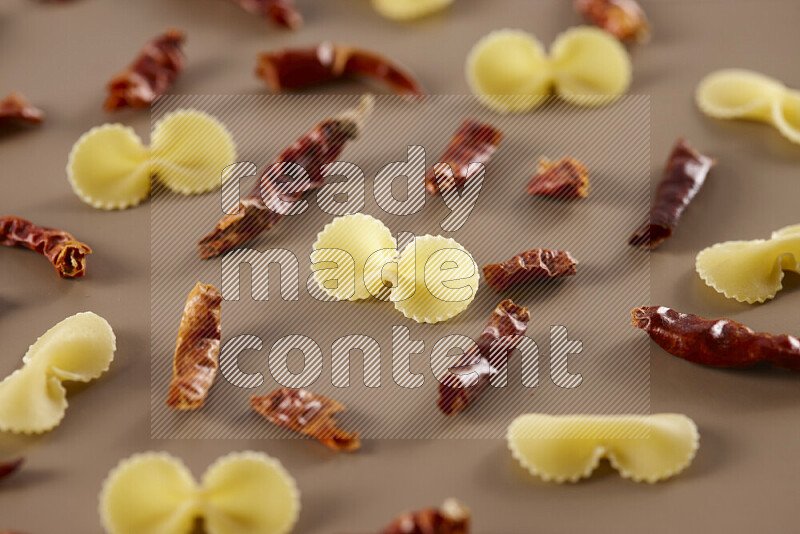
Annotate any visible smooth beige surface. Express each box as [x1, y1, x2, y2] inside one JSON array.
[[1, 0, 799, 532]]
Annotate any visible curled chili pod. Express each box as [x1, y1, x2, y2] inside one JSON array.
[[526, 157, 589, 199], [438, 299, 531, 415], [0, 93, 44, 127], [166, 282, 222, 410], [425, 119, 502, 195], [197, 95, 374, 259], [629, 138, 715, 249], [632, 306, 800, 371], [250, 388, 361, 451], [367, 499, 471, 534], [483, 249, 577, 292], [0, 216, 92, 278], [231, 0, 303, 29], [575, 0, 650, 43], [256, 42, 425, 96], [0, 458, 24, 483], [104, 29, 186, 111]]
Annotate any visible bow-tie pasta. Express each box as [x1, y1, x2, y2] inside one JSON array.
[[467, 27, 631, 113], [150, 110, 237, 194], [0, 312, 116, 434], [393, 235, 479, 323], [508, 414, 699, 483], [67, 124, 151, 210], [372, 0, 453, 21], [100, 452, 300, 534], [696, 69, 800, 144], [67, 110, 236, 209], [696, 224, 800, 303], [311, 214, 397, 301]]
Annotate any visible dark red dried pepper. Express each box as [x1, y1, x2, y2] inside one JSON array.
[[0, 216, 92, 278], [167, 283, 222, 410], [250, 388, 361, 451], [0, 93, 44, 127], [438, 299, 531, 415], [632, 306, 800, 370], [231, 0, 302, 29], [197, 97, 373, 259], [368, 499, 471, 534], [0, 458, 23, 483], [256, 42, 424, 96], [526, 157, 589, 199], [629, 138, 714, 249], [483, 249, 577, 292], [104, 29, 186, 111], [426, 120, 502, 195], [575, 0, 650, 43]]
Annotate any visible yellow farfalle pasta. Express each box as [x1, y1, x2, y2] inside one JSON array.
[[308, 217, 480, 322], [393, 235, 479, 323], [507, 414, 699, 484], [100, 451, 300, 534], [67, 110, 237, 210], [0, 312, 116, 434], [311, 214, 397, 301], [466, 27, 631, 113], [372, 0, 453, 21], [696, 69, 800, 144], [696, 224, 800, 304], [67, 124, 151, 210], [151, 110, 237, 194]]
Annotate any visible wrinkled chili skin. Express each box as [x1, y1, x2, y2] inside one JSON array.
[[483, 249, 578, 292], [167, 283, 222, 410], [632, 306, 800, 370], [0, 458, 24, 483], [231, 0, 303, 29], [251, 388, 361, 451], [526, 157, 589, 199], [197, 118, 361, 259], [0, 216, 92, 278], [438, 300, 531, 415], [426, 120, 502, 195], [104, 29, 185, 111], [256, 42, 425, 95], [0, 93, 44, 126], [629, 138, 714, 249], [377, 501, 470, 534], [575, 0, 650, 43]]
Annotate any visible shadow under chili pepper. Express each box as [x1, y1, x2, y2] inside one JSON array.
[[0, 296, 20, 318], [0, 125, 42, 140]]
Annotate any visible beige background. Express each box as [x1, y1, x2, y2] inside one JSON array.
[[1, 0, 799, 532]]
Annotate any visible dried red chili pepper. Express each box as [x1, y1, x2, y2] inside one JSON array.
[[230, 0, 302, 29], [104, 29, 186, 111], [362, 499, 471, 534], [632, 306, 800, 370], [166, 282, 222, 410], [0, 458, 23, 483], [483, 249, 577, 292], [250, 388, 361, 451], [526, 157, 589, 199], [629, 138, 715, 249], [575, 0, 650, 43], [438, 299, 531, 415], [0, 216, 92, 278], [425, 120, 502, 195], [197, 96, 373, 259], [0, 93, 44, 127], [256, 42, 424, 96]]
